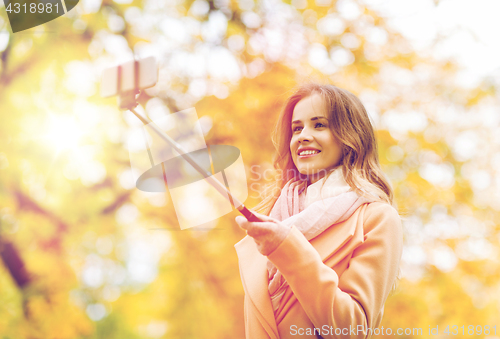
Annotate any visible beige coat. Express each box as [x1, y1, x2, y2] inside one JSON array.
[[234, 202, 403, 338]]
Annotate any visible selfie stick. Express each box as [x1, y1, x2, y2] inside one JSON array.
[[112, 61, 261, 223], [127, 106, 261, 222]]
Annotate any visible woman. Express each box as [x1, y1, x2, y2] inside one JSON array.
[[234, 83, 403, 339]]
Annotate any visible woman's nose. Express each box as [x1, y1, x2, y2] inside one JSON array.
[[298, 129, 313, 143], [299, 135, 310, 143]]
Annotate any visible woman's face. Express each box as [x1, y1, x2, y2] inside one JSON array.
[[290, 93, 343, 184]]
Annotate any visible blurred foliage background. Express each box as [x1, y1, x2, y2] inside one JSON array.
[[1, 0, 499, 338]]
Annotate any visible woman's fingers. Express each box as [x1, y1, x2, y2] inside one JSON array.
[[235, 215, 248, 229], [235, 216, 275, 237], [250, 211, 278, 223], [235, 214, 290, 256], [247, 224, 275, 238]]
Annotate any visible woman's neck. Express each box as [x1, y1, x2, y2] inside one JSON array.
[[307, 167, 339, 185]]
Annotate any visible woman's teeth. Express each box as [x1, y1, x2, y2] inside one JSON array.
[[299, 150, 320, 156]]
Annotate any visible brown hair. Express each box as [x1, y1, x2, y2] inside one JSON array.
[[252, 83, 394, 215]]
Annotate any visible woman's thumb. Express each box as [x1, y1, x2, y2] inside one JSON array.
[[235, 215, 247, 225]]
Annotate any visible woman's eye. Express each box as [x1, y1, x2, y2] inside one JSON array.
[[293, 123, 325, 133]]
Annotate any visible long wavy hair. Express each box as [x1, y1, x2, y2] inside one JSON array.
[[252, 83, 394, 216]]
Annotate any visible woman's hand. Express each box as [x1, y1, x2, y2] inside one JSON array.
[[235, 212, 292, 256]]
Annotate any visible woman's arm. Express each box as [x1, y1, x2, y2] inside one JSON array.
[[267, 202, 403, 339]]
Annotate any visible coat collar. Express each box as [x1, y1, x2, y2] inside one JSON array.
[[234, 204, 366, 338]]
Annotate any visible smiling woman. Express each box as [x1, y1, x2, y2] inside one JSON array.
[[234, 83, 403, 339]]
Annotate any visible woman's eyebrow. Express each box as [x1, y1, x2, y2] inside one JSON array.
[[291, 116, 328, 125]]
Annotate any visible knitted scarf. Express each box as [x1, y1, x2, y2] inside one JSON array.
[[267, 168, 374, 315]]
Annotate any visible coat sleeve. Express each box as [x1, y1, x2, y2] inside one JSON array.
[[266, 202, 403, 339]]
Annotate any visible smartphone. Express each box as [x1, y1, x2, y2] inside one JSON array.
[[100, 56, 158, 98]]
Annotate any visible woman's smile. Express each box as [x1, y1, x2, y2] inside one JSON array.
[[298, 151, 321, 159]]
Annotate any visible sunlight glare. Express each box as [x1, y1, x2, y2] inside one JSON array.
[[45, 116, 83, 151]]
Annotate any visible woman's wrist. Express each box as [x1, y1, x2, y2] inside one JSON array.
[[265, 223, 292, 256]]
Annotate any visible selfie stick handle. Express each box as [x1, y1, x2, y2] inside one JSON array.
[[128, 107, 262, 223]]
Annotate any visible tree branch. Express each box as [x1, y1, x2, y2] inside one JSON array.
[[0, 239, 31, 288]]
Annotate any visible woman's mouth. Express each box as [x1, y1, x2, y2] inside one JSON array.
[[298, 150, 321, 159]]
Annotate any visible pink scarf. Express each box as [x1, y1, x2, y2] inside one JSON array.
[[267, 174, 374, 315]]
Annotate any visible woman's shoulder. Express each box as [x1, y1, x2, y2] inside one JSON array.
[[361, 201, 402, 234]]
